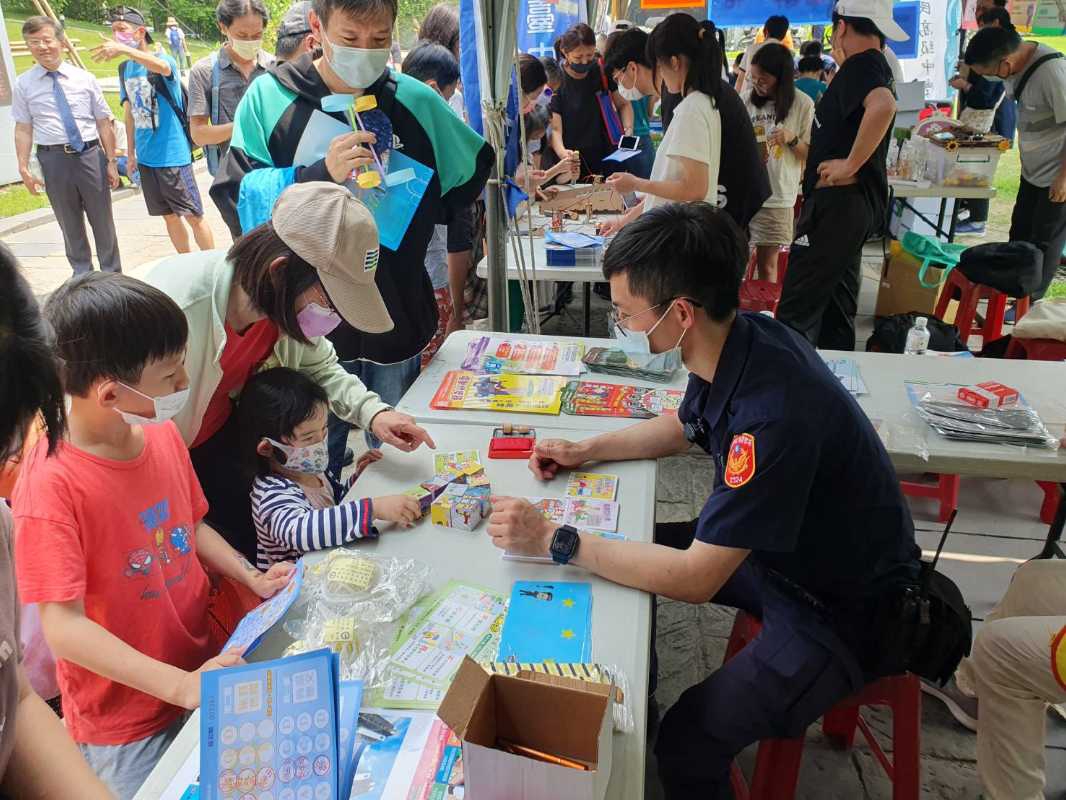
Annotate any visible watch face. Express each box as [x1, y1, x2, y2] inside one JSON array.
[[552, 526, 579, 559]]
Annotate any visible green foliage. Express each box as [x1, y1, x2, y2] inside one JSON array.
[[395, 0, 440, 45]]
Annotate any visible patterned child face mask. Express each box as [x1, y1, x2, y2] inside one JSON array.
[[265, 438, 330, 474]]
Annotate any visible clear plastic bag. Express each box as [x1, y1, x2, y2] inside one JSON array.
[[282, 602, 394, 686], [301, 549, 432, 623], [907, 383, 1060, 449]]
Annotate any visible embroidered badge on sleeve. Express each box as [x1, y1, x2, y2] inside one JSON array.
[[724, 433, 756, 489]]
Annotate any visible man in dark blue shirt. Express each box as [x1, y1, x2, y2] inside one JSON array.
[[487, 202, 921, 798]]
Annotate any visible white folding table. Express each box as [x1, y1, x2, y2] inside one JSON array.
[[828, 350, 1066, 556], [136, 423, 656, 800], [398, 329, 690, 433]]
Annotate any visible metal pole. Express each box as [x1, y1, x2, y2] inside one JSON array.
[[485, 174, 510, 332]]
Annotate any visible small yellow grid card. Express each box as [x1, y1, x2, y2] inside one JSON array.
[[323, 616, 357, 644], [327, 558, 376, 590]]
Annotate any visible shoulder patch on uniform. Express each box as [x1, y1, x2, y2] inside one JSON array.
[[724, 433, 756, 489]]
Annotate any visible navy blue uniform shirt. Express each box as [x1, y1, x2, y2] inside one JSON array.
[[679, 313, 921, 609]]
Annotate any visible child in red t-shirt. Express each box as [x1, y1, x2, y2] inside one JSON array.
[[13, 273, 294, 799]]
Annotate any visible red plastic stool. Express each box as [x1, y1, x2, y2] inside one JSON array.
[[739, 248, 790, 315], [1006, 338, 1066, 524], [899, 474, 959, 523], [934, 270, 1031, 347], [725, 611, 922, 800]]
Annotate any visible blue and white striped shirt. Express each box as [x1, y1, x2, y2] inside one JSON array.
[[251, 474, 375, 570]]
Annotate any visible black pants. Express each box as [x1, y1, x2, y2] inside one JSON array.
[[1010, 176, 1066, 299], [189, 411, 256, 563], [776, 186, 873, 351], [650, 522, 863, 799]]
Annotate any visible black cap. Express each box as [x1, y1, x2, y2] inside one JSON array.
[[110, 6, 153, 43], [277, 1, 312, 38]]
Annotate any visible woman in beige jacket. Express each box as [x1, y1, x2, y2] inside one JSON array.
[[144, 182, 434, 560]]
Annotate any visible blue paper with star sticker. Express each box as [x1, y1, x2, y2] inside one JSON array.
[[498, 581, 592, 663]]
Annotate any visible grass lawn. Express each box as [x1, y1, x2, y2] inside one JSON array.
[[5, 14, 217, 81], [0, 183, 50, 217]]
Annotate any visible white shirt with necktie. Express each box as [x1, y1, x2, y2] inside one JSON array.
[[12, 61, 112, 147]]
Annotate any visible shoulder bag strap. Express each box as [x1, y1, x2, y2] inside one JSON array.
[[1014, 51, 1063, 103]]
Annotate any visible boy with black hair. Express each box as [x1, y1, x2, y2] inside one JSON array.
[[211, 0, 492, 477], [486, 201, 921, 799], [91, 7, 215, 256], [776, 0, 902, 351], [796, 55, 828, 103], [13, 273, 294, 799], [965, 24, 1066, 298]]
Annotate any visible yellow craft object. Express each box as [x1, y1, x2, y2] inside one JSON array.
[[355, 95, 377, 112], [997, 139, 1010, 152], [357, 170, 382, 189]]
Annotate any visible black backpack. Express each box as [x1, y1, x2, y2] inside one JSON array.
[[119, 60, 194, 153], [957, 241, 1043, 298], [866, 313, 968, 354]]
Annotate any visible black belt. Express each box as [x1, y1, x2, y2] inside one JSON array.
[[37, 139, 99, 154]]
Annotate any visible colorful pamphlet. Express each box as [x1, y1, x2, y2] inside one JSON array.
[[498, 581, 593, 664], [373, 582, 508, 709], [566, 471, 619, 501], [461, 335, 586, 376], [431, 371, 565, 415], [348, 710, 459, 799], [560, 380, 683, 418], [433, 450, 482, 474], [200, 648, 343, 800], [527, 496, 620, 531], [222, 560, 305, 656]]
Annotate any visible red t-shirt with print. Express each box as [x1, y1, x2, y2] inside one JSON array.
[[14, 422, 216, 745]]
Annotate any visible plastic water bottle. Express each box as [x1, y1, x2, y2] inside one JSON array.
[[904, 316, 931, 355]]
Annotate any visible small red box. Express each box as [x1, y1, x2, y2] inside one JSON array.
[[957, 382, 1019, 409]]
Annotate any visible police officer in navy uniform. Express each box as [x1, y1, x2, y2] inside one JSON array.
[[486, 201, 923, 799]]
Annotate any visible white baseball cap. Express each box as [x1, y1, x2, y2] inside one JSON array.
[[834, 0, 910, 41]]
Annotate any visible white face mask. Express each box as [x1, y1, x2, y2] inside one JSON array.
[[229, 37, 262, 60], [115, 383, 190, 426], [266, 437, 330, 475], [323, 32, 389, 89], [617, 69, 643, 102], [527, 138, 541, 154], [611, 300, 687, 368]]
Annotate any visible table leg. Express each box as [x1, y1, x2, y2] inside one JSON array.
[[936, 199, 947, 241], [583, 282, 591, 337], [1037, 483, 1066, 559], [947, 202, 960, 243]]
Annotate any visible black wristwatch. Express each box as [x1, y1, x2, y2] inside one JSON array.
[[787, 135, 800, 148], [550, 525, 580, 565]]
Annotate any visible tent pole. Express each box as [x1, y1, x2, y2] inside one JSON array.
[[485, 174, 510, 332]]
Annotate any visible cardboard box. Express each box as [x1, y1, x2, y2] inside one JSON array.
[[875, 244, 945, 319], [438, 657, 614, 800], [957, 381, 1019, 409]]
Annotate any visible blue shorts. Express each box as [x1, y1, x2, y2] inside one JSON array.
[[138, 164, 203, 218]]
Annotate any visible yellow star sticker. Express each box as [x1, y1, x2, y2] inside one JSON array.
[[562, 598, 575, 608], [561, 629, 575, 640]]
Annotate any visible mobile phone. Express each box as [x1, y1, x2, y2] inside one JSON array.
[[618, 134, 640, 151]]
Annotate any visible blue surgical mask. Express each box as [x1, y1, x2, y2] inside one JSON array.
[[324, 33, 389, 89]]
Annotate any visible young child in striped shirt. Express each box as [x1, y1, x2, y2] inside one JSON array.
[[240, 368, 421, 570]]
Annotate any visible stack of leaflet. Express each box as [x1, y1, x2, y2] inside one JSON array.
[[582, 346, 680, 383], [906, 382, 1059, 448], [498, 581, 593, 663], [545, 230, 605, 267], [199, 649, 364, 800]]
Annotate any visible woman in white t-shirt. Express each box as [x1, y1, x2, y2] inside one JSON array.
[[604, 15, 723, 229], [742, 42, 814, 281]]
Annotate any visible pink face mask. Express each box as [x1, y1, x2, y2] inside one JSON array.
[[114, 31, 139, 47], [297, 302, 342, 338]]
